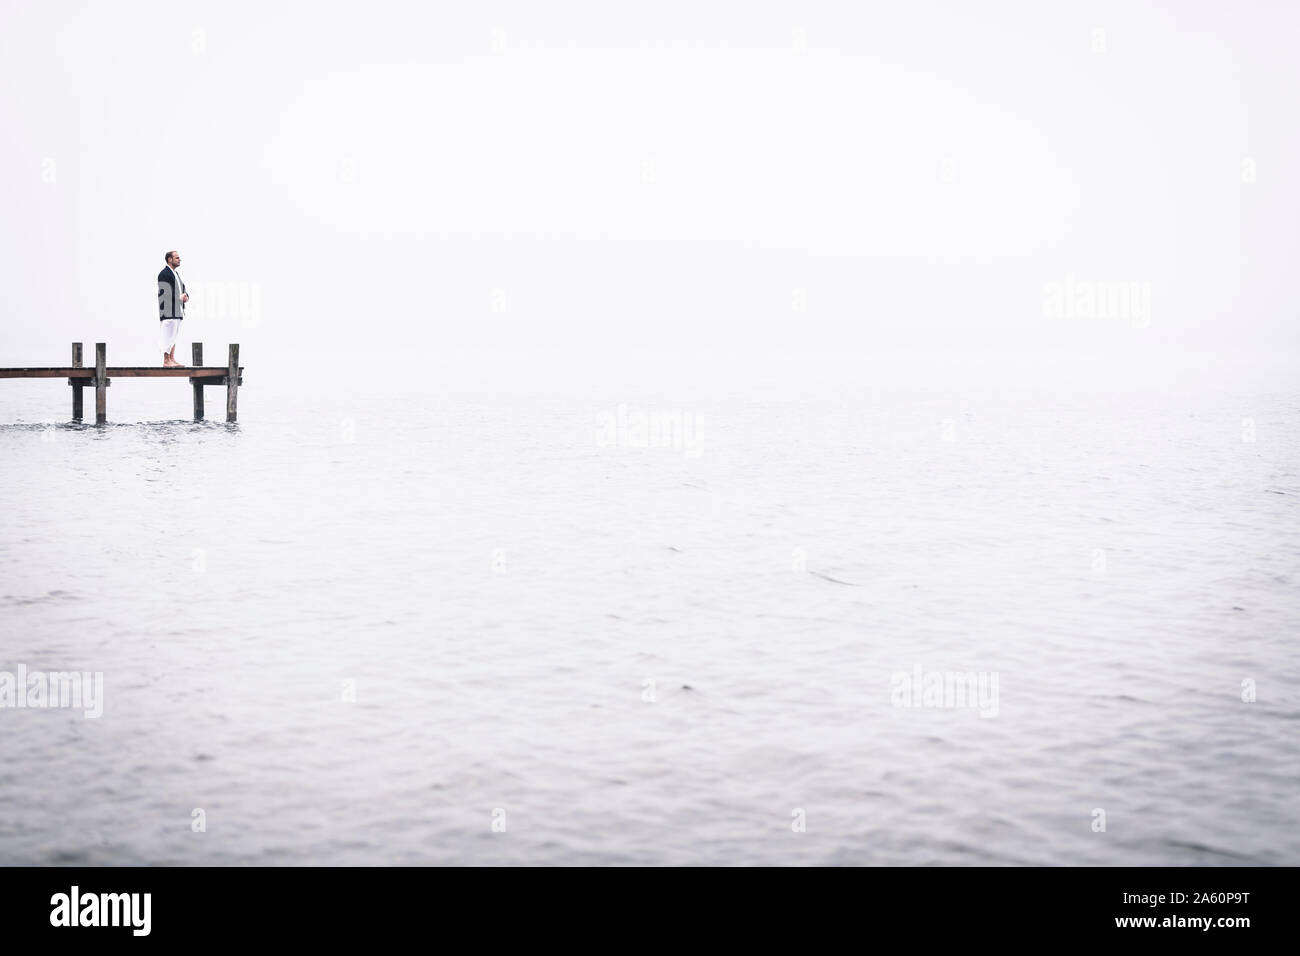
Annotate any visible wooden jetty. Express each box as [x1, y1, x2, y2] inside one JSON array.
[[0, 343, 244, 423]]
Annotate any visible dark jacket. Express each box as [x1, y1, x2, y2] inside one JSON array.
[[158, 267, 186, 320]]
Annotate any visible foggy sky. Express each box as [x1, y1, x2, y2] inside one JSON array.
[[2, 0, 1296, 366]]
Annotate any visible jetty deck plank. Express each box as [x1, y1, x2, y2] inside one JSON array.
[[0, 367, 242, 378]]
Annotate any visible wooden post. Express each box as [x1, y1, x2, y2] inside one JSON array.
[[71, 342, 83, 421], [192, 342, 204, 420], [94, 342, 107, 424], [226, 343, 239, 423]]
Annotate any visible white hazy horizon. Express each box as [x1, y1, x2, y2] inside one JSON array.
[[2, 0, 1298, 380]]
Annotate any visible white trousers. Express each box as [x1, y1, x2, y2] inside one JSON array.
[[159, 319, 182, 353]]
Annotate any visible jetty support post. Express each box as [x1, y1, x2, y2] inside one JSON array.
[[226, 343, 239, 423], [192, 342, 204, 420], [70, 342, 83, 421], [94, 342, 107, 424]]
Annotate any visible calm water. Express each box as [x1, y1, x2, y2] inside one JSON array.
[[2, 349, 1298, 865]]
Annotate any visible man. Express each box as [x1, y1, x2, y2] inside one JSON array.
[[157, 250, 189, 367]]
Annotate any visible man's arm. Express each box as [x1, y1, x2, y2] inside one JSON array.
[[158, 269, 177, 316]]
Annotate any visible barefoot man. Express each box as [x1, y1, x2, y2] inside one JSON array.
[[157, 250, 188, 367]]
